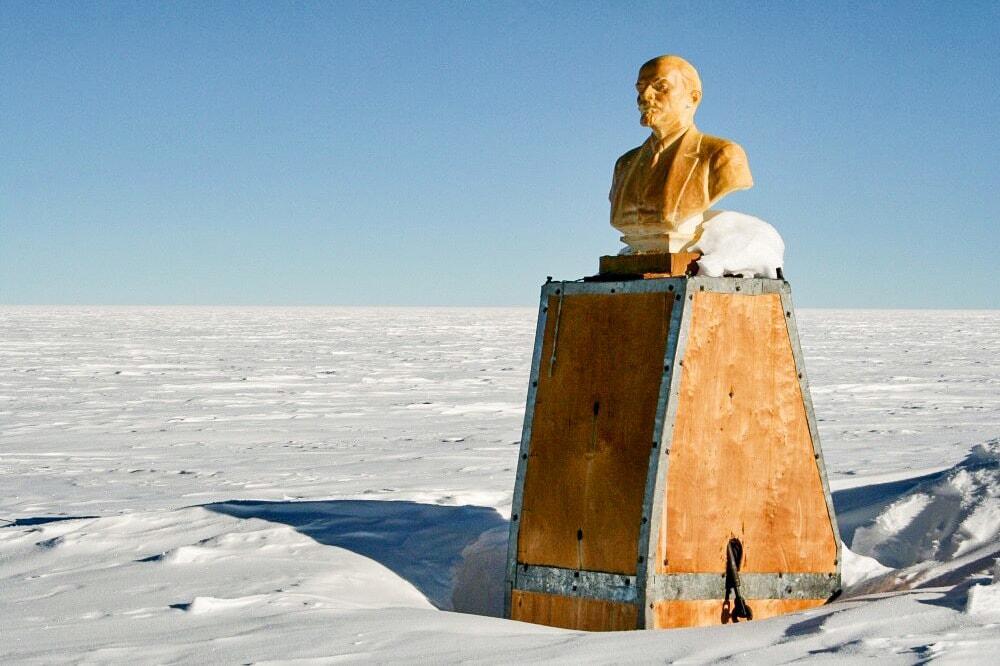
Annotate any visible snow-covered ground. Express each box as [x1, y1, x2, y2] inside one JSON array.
[[1, 305, 998, 663]]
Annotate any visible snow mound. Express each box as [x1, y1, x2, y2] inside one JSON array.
[[965, 559, 1000, 617], [690, 210, 785, 279], [179, 594, 269, 615], [851, 439, 1000, 569], [840, 544, 893, 588]]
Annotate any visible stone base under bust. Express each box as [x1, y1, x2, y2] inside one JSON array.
[[614, 212, 706, 255], [598, 252, 701, 278]]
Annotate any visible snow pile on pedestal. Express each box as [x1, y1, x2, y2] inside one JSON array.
[[691, 210, 785, 279]]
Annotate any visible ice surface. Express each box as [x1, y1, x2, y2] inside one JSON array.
[[2, 306, 999, 663]]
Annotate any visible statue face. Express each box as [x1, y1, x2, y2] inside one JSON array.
[[635, 59, 700, 134]]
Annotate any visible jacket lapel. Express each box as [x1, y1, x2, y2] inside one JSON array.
[[663, 127, 704, 224]]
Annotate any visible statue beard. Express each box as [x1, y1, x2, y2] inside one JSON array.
[[639, 107, 658, 127]]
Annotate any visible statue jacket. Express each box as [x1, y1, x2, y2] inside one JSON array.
[[610, 125, 753, 232]]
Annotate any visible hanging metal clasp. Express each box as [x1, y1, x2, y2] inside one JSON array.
[[722, 538, 753, 623]]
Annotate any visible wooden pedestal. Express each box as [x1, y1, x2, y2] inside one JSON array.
[[505, 276, 841, 631]]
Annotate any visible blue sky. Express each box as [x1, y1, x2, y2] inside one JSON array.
[[2, 1, 998, 307]]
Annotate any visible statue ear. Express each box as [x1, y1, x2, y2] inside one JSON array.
[[690, 89, 702, 106]]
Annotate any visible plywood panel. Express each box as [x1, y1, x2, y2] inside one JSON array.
[[657, 292, 837, 574], [511, 590, 638, 631], [652, 598, 826, 629], [518, 292, 671, 574]]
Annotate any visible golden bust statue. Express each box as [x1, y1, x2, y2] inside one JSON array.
[[610, 55, 753, 253]]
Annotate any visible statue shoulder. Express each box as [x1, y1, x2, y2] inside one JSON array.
[[614, 145, 643, 174], [695, 131, 753, 194], [695, 131, 747, 160]]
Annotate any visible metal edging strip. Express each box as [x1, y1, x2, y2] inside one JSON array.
[[551, 276, 789, 298], [650, 571, 841, 601], [516, 565, 639, 604], [504, 280, 557, 617], [779, 284, 844, 578], [687, 275, 787, 295], [641, 278, 694, 628], [547, 277, 685, 296], [512, 565, 839, 604]]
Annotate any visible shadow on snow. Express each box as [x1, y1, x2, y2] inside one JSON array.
[[203, 447, 995, 620], [206, 499, 509, 617]]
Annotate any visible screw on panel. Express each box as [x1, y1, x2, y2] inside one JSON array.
[[610, 288, 616, 293]]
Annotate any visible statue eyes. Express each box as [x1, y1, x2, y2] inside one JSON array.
[[636, 80, 671, 93]]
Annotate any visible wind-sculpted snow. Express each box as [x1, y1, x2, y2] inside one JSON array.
[[1, 306, 999, 663], [850, 440, 999, 568], [207, 498, 507, 612]]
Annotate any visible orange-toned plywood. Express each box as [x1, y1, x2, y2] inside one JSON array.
[[652, 598, 826, 629], [518, 292, 672, 574], [511, 590, 638, 631], [657, 292, 837, 574]]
